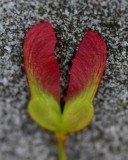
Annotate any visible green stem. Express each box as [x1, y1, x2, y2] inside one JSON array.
[[58, 138, 66, 160], [55, 132, 68, 160]]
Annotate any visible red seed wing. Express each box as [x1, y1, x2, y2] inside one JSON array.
[[66, 31, 106, 101], [23, 22, 60, 101]]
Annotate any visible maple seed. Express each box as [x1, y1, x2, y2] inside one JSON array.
[[23, 21, 106, 160]]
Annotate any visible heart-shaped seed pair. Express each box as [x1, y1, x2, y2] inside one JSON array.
[[23, 21, 106, 133]]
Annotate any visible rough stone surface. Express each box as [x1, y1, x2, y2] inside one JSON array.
[[0, 0, 128, 160]]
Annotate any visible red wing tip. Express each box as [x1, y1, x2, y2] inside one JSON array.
[[23, 21, 55, 51], [86, 30, 106, 40], [85, 30, 106, 55], [26, 21, 53, 32], [33, 21, 52, 27]]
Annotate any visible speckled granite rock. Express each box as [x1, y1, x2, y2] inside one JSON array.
[[0, 0, 128, 160]]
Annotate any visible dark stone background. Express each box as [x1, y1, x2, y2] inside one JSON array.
[[0, 0, 128, 160]]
